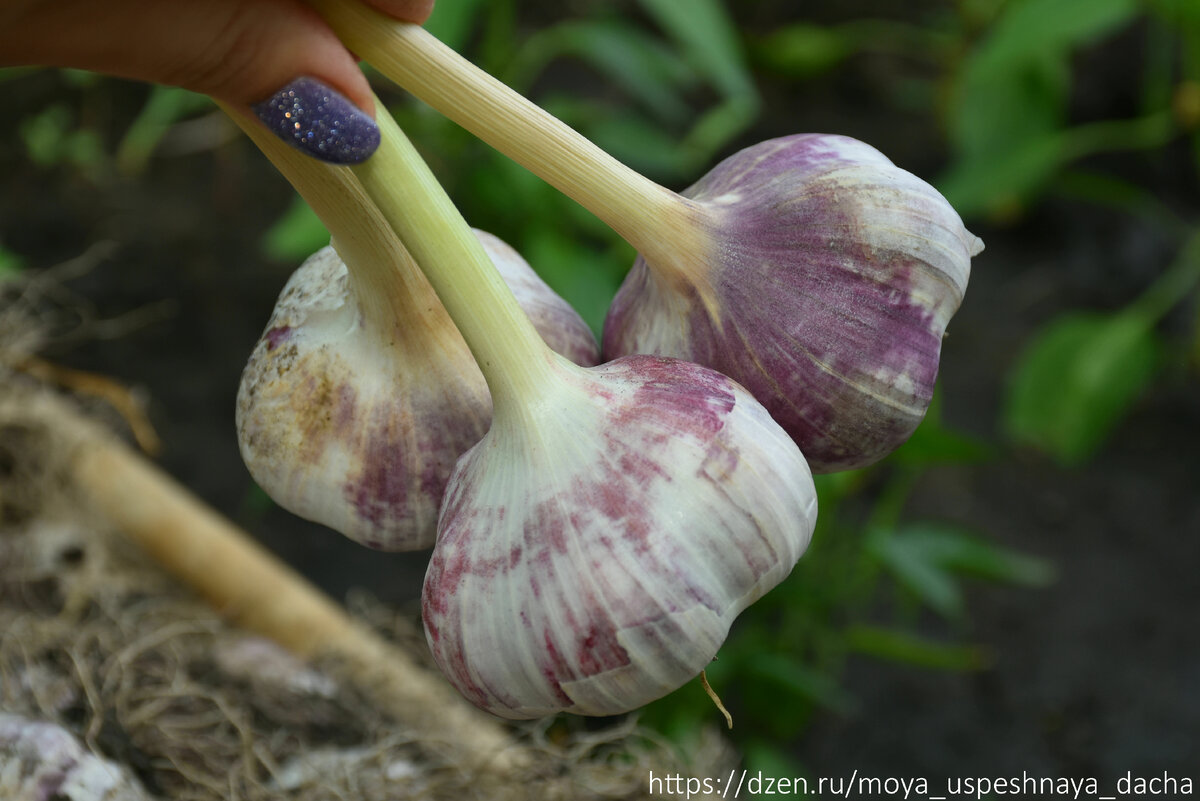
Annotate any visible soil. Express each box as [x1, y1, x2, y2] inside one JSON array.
[[2, 2, 1198, 794]]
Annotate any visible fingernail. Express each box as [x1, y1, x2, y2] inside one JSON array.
[[253, 77, 379, 165]]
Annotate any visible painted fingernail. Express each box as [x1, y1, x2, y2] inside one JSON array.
[[252, 77, 379, 165]]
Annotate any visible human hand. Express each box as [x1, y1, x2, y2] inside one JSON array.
[[0, 0, 435, 163]]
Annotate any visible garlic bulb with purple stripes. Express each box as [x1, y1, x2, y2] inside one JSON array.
[[237, 230, 598, 552], [423, 355, 817, 718], [604, 134, 981, 473]]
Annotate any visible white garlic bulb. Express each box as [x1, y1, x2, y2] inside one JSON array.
[[0, 715, 150, 801], [236, 230, 599, 551], [423, 354, 817, 718]]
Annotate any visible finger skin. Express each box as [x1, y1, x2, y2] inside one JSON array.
[[366, 0, 435, 24], [0, 0, 434, 112]]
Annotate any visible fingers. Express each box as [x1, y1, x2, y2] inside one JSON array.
[[365, 0, 436, 25]]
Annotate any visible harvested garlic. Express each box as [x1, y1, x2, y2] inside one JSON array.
[[351, 100, 817, 718], [425, 355, 816, 717], [0, 715, 151, 801], [307, 7, 982, 472], [228, 108, 597, 551], [605, 134, 981, 472], [237, 233, 597, 551]]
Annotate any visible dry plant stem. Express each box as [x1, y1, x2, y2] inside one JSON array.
[[58, 411, 519, 770], [699, 671, 732, 730], [307, 0, 706, 275]]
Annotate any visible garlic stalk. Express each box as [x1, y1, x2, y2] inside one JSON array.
[[352, 102, 818, 718], [305, 0, 983, 473], [225, 105, 597, 551]]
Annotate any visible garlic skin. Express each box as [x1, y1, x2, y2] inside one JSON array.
[[604, 134, 983, 473], [236, 231, 599, 551], [0, 715, 150, 800], [422, 354, 817, 719]]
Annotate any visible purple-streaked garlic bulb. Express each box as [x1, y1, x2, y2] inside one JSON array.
[[346, 105, 817, 719], [236, 230, 598, 551], [605, 134, 982, 472], [423, 354, 817, 718], [298, 14, 982, 473]]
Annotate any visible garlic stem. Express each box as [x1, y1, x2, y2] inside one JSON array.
[[222, 103, 446, 346], [306, 0, 705, 272], [349, 98, 558, 411]]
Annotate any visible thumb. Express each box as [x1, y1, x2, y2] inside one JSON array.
[[1, 0, 387, 163], [2, 0, 371, 109]]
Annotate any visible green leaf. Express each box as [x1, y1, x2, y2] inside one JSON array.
[[636, 0, 754, 100], [1004, 311, 1161, 465], [519, 224, 625, 338], [0, 245, 24, 281], [870, 528, 965, 620], [261, 197, 330, 263], [903, 524, 1055, 586], [873, 524, 1056, 620], [513, 20, 693, 124], [116, 85, 212, 175], [890, 416, 993, 467], [744, 653, 855, 712], [947, 0, 1140, 200], [968, 0, 1139, 75], [20, 104, 72, 166], [636, 0, 760, 161], [424, 0, 488, 51], [845, 625, 990, 671], [753, 23, 853, 78], [951, 52, 1069, 164]]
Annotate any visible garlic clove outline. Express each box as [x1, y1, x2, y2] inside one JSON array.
[[423, 354, 817, 718], [604, 134, 983, 473], [236, 230, 599, 552]]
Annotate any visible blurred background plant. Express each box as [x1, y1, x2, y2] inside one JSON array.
[[2, 0, 1197, 783]]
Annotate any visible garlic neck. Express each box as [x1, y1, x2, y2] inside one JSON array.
[[307, 0, 701, 261], [351, 99, 558, 413], [223, 102, 447, 351]]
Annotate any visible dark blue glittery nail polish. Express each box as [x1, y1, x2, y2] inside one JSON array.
[[252, 77, 379, 165]]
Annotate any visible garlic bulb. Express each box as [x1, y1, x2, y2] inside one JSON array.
[[341, 102, 817, 719], [236, 230, 598, 551], [0, 715, 150, 801], [605, 134, 982, 472], [227, 106, 598, 551], [300, 15, 982, 472], [424, 354, 816, 718]]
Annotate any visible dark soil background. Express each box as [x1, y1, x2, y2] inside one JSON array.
[[2, 0, 1197, 792]]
